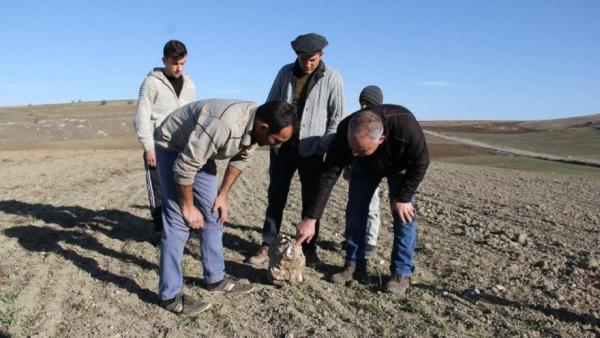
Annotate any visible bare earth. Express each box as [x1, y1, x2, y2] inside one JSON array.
[[0, 103, 599, 337]]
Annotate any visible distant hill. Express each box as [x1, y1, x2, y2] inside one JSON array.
[[519, 113, 600, 130], [421, 113, 600, 134]]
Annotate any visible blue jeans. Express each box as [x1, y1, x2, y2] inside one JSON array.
[[345, 162, 417, 277], [155, 146, 224, 300]]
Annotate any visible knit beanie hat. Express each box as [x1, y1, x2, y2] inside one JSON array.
[[359, 85, 383, 108]]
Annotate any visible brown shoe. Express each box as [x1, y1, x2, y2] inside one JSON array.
[[385, 276, 410, 295], [245, 245, 269, 265], [329, 265, 367, 284]]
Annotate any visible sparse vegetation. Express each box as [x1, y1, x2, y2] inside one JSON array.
[[442, 154, 600, 180], [0, 107, 598, 336]]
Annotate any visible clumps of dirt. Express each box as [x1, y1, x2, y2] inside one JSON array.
[[267, 234, 305, 285], [0, 264, 8, 283]]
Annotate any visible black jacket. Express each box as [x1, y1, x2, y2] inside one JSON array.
[[305, 104, 430, 219]]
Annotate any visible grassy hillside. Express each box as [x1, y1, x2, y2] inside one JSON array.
[[444, 128, 600, 161]]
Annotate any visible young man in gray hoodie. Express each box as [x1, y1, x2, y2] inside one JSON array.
[[133, 40, 197, 234]]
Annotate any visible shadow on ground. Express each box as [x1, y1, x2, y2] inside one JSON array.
[[1, 199, 157, 304], [414, 283, 600, 327]]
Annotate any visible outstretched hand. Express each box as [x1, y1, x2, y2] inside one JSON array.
[[296, 218, 317, 244]]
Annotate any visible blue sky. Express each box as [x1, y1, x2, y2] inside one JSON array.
[[0, 0, 598, 120]]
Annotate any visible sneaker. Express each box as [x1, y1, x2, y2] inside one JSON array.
[[205, 276, 255, 294], [329, 265, 367, 284], [245, 245, 269, 265], [385, 276, 410, 295], [161, 292, 212, 315]]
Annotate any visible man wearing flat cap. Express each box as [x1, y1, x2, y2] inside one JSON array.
[[246, 32, 345, 266]]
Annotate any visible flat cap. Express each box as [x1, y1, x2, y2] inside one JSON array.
[[291, 33, 328, 54]]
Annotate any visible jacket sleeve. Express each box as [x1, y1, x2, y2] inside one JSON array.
[[266, 68, 284, 102], [304, 123, 351, 219], [133, 77, 157, 151], [394, 122, 430, 202], [317, 71, 345, 152], [172, 118, 230, 185], [228, 144, 257, 171]]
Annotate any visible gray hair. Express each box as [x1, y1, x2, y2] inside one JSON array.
[[349, 110, 384, 139]]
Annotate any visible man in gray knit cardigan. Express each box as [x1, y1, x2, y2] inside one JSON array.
[[246, 33, 345, 266], [133, 40, 197, 235]]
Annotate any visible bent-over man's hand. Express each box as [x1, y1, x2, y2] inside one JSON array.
[[296, 218, 317, 244], [390, 201, 415, 224], [211, 194, 228, 225], [181, 205, 204, 229]]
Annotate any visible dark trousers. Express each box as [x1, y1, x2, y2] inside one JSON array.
[[143, 152, 162, 232], [262, 143, 323, 254]]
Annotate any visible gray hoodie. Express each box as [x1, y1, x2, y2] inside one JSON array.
[[133, 68, 196, 151]]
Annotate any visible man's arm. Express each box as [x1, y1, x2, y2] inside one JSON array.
[[297, 120, 351, 243], [176, 183, 204, 229], [266, 67, 285, 102], [171, 116, 229, 228], [390, 120, 430, 224], [133, 77, 157, 152], [211, 164, 242, 225], [394, 121, 430, 203], [317, 71, 345, 152]]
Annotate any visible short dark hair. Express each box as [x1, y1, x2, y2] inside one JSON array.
[[255, 101, 297, 134], [163, 40, 187, 60]]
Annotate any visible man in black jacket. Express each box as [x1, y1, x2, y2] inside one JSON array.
[[295, 104, 429, 294]]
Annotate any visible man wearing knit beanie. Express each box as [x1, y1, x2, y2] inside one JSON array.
[[359, 85, 383, 108]]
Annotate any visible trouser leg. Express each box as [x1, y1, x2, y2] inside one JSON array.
[[365, 187, 381, 247], [387, 171, 417, 277], [345, 162, 381, 270], [156, 147, 188, 300], [144, 152, 163, 232], [262, 145, 297, 246], [191, 160, 225, 284], [298, 152, 324, 254]]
